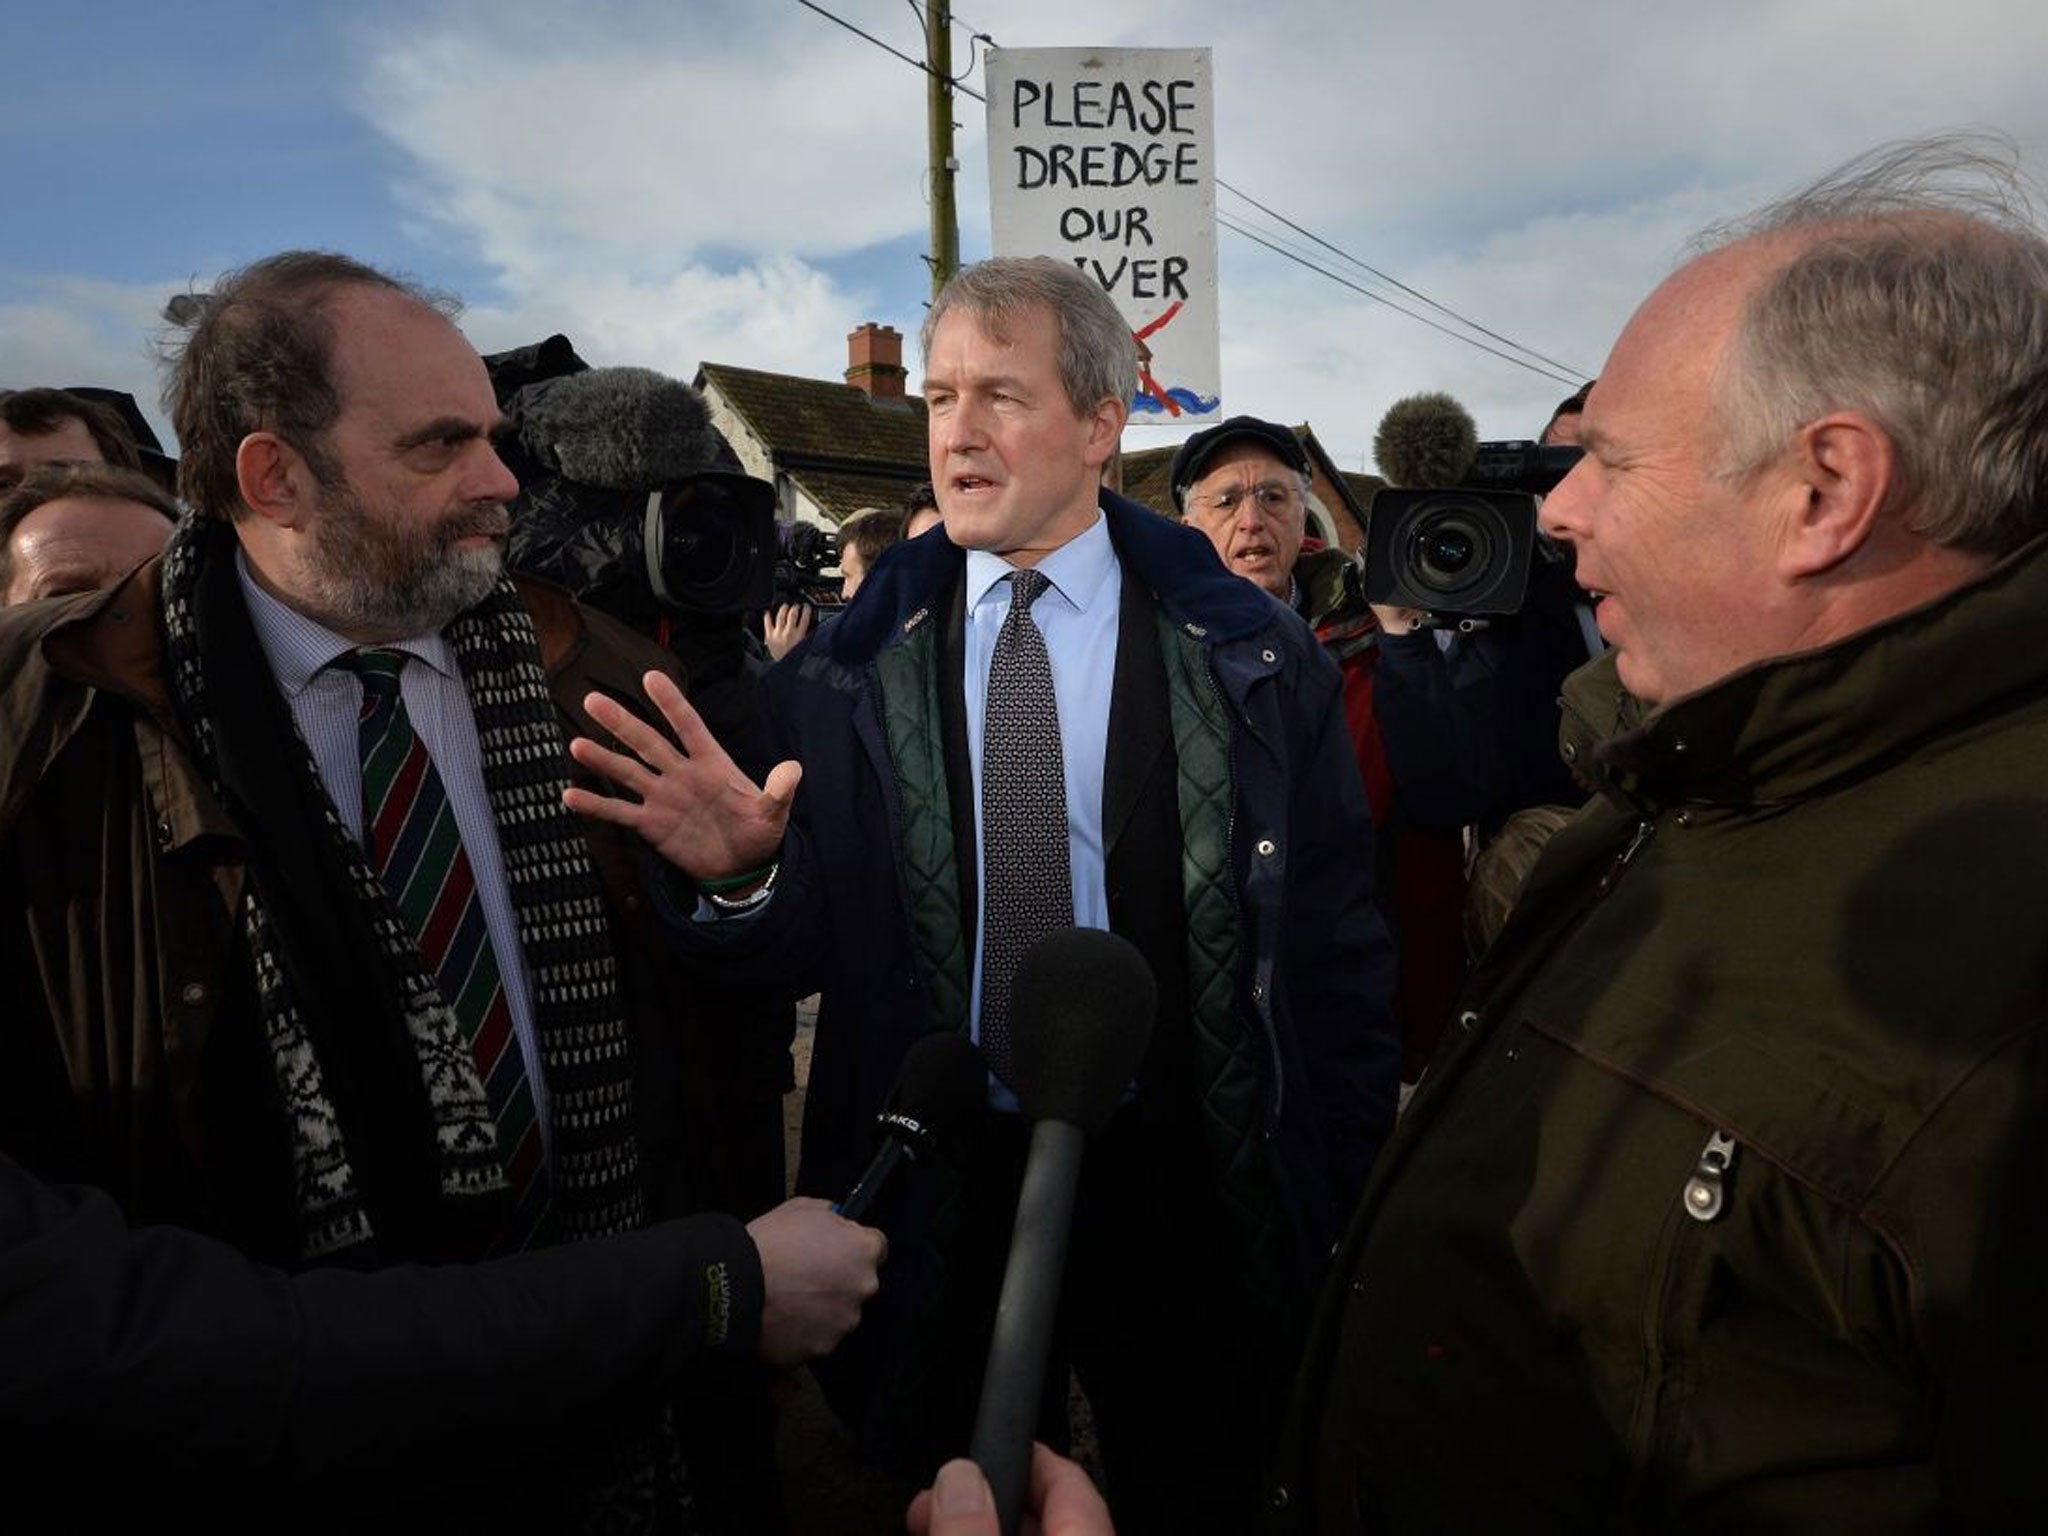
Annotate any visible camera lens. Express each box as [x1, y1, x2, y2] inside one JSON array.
[[1421, 525, 1476, 578], [652, 478, 776, 612]]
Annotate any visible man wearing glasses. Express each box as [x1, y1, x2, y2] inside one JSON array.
[[1172, 419, 1469, 1084]]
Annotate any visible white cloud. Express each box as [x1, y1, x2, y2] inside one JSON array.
[[454, 255, 872, 383], [8, 0, 2048, 479], [354, 0, 940, 276]]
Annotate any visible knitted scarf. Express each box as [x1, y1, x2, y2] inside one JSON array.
[[157, 513, 647, 1260]]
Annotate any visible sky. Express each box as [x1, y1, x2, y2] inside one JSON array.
[[6, 0, 2047, 477]]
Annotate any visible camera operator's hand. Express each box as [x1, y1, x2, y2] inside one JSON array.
[[1371, 602, 1428, 636], [564, 669, 800, 883], [764, 603, 813, 662], [746, 1197, 886, 1367]]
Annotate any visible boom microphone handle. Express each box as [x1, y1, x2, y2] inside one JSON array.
[[965, 929, 1156, 1536], [969, 1119, 1086, 1534]]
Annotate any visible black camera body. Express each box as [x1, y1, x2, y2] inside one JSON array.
[[1364, 440, 1582, 618], [773, 521, 844, 613], [640, 478, 779, 614], [483, 340, 782, 624]]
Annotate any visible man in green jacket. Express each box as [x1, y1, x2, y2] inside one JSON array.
[[1270, 135, 2048, 1532]]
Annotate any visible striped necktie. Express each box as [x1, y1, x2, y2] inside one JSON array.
[[347, 647, 549, 1251]]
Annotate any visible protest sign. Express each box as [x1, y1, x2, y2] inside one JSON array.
[[986, 46, 1220, 420]]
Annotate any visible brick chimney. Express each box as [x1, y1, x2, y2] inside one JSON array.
[[846, 322, 907, 401]]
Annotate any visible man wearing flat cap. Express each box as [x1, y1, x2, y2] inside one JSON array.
[[1173, 417, 1469, 1081]]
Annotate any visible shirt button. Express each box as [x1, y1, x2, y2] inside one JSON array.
[[180, 982, 208, 1006], [1261, 648, 1278, 664], [1256, 838, 1277, 857]]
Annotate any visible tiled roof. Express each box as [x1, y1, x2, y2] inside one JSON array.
[[1118, 444, 1179, 517], [787, 465, 929, 523], [1339, 470, 1388, 518], [697, 362, 927, 471]]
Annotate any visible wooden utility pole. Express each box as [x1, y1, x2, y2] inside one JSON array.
[[926, 1, 960, 300]]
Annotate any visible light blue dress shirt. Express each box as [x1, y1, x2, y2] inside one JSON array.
[[963, 512, 1122, 1108], [236, 554, 553, 1164]]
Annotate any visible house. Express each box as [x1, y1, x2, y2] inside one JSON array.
[[694, 324, 928, 539], [697, 322, 1383, 559]]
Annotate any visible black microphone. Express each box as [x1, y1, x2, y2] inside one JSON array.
[[1373, 390, 1481, 488], [834, 1031, 988, 1222], [969, 929, 1156, 1536]]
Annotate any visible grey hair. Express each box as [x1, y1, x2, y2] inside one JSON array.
[[1698, 133, 2048, 558], [920, 257, 1138, 419]]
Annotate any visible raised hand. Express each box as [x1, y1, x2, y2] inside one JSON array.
[[563, 669, 801, 883]]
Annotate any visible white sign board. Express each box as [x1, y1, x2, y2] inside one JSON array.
[[985, 46, 1221, 422]]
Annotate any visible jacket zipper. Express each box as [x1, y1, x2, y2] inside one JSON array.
[[1681, 1129, 1738, 1223], [1627, 1128, 1741, 1484], [1597, 816, 1658, 896]]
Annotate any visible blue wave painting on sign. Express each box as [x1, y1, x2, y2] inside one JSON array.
[[1132, 386, 1221, 416]]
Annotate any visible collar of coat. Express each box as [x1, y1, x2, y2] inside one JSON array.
[[815, 487, 1280, 667], [1577, 531, 2048, 812]]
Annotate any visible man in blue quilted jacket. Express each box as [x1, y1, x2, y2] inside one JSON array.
[[570, 255, 1397, 1534]]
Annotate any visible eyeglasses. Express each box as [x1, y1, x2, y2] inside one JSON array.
[[1190, 482, 1303, 520]]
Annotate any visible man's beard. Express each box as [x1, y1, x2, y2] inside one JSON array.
[[299, 479, 510, 638]]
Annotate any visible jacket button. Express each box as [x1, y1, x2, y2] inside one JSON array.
[[1270, 1485, 1291, 1511], [1561, 741, 1579, 763], [156, 819, 174, 846], [1251, 984, 1266, 1003], [180, 982, 208, 1005], [1261, 647, 1278, 663], [1255, 837, 1277, 857], [1459, 1010, 1480, 1031]]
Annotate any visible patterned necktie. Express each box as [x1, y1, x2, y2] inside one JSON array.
[[347, 647, 549, 1250], [978, 569, 1074, 1085]]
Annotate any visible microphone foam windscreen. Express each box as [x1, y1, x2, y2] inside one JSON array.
[[1373, 391, 1480, 488], [1007, 929, 1157, 1134], [513, 367, 723, 490], [887, 1031, 990, 1147]]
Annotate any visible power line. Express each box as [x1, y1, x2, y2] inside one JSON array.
[[791, 0, 1587, 384], [1219, 214, 1583, 388], [793, 0, 947, 83], [1217, 181, 1590, 379]]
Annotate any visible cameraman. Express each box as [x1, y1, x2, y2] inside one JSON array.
[[1366, 391, 1602, 846], [765, 506, 906, 660], [1171, 417, 1468, 1082]]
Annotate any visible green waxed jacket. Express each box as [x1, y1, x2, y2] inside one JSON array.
[[1269, 534, 2048, 1533]]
